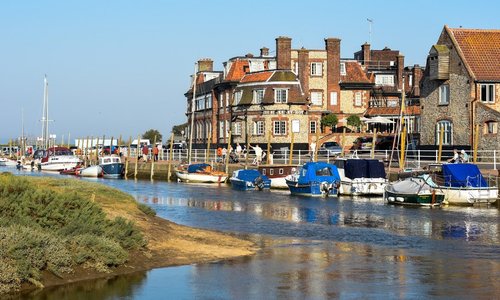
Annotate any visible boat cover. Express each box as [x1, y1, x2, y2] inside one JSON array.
[[298, 162, 340, 184], [386, 177, 432, 193], [234, 169, 269, 182], [442, 164, 487, 188], [187, 163, 211, 173], [345, 159, 386, 179]]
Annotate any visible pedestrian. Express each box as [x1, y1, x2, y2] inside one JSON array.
[[309, 141, 316, 161], [251, 144, 263, 165], [460, 149, 469, 163], [236, 143, 242, 158], [142, 144, 149, 163], [157, 143, 163, 160], [153, 145, 159, 161], [222, 147, 227, 161]]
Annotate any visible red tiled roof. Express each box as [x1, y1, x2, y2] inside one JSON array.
[[341, 61, 371, 83], [225, 60, 249, 81], [448, 27, 500, 81], [240, 71, 274, 83]]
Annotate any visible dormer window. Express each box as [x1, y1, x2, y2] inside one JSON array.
[[234, 91, 242, 105], [375, 74, 394, 86], [274, 89, 288, 103], [253, 89, 265, 104]]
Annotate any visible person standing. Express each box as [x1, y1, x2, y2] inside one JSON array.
[[142, 144, 149, 163], [309, 141, 316, 161], [153, 145, 159, 161], [236, 143, 242, 158], [251, 144, 263, 165]]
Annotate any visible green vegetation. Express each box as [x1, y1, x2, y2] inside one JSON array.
[[321, 114, 338, 132], [0, 173, 146, 294], [138, 202, 156, 216], [172, 122, 187, 136], [347, 115, 361, 131], [142, 129, 162, 143]]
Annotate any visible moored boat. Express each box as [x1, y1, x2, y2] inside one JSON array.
[[229, 169, 271, 191], [425, 163, 498, 205], [285, 162, 340, 197], [384, 175, 445, 207], [33, 147, 82, 172], [99, 155, 124, 178], [258, 164, 297, 189], [333, 158, 388, 196], [175, 163, 227, 183], [76, 165, 103, 178]]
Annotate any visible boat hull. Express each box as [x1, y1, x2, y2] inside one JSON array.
[[384, 189, 444, 207], [286, 180, 338, 197], [40, 160, 81, 172], [176, 171, 227, 183], [439, 186, 498, 205], [229, 178, 271, 191], [339, 178, 387, 196], [270, 177, 288, 189], [101, 163, 124, 178], [78, 165, 103, 178]]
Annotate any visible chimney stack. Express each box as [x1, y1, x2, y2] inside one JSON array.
[[260, 47, 269, 57], [197, 58, 213, 72], [297, 47, 309, 92], [276, 36, 292, 70], [412, 64, 422, 96], [396, 54, 404, 91], [361, 42, 371, 66], [325, 38, 341, 112]]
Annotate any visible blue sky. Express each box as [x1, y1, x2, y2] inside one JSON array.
[[1, 0, 498, 144]]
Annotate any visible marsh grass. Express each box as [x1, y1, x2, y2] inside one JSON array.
[[0, 173, 146, 294]]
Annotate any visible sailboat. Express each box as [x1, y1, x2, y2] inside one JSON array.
[[33, 75, 81, 171]]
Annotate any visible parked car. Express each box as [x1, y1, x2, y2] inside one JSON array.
[[351, 137, 373, 152], [318, 141, 342, 156], [375, 135, 396, 150]]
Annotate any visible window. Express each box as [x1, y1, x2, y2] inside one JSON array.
[[330, 91, 338, 105], [435, 120, 452, 145], [274, 89, 288, 103], [278, 168, 284, 175], [310, 91, 322, 106], [340, 63, 346, 75], [269, 169, 274, 176], [439, 84, 450, 105], [480, 84, 495, 103], [387, 100, 398, 107], [310, 121, 317, 134], [375, 74, 394, 86], [219, 121, 224, 138], [311, 62, 323, 76], [273, 120, 287, 135], [219, 93, 224, 108], [484, 121, 498, 134], [233, 122, 242, 135], [354, 92, 362, 106], [195, 96, 205, 110], [294, 62, 299, 74], [206, 94, 212, 109], [253, 89, 265, 104], [234, 91, 242, 105], [253, 120, 264, 135]]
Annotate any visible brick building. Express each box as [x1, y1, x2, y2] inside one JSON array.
[[420, 26, 500, 149]]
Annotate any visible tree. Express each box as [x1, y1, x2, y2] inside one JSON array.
[[142, 129, 162, 142], [321, 114, 338, 133], [172, 123, 187, 135], [347, 115, 361, 132]]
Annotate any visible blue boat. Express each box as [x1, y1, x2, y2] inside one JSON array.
[[285, 162, 341, 197], [99, 155, 124, 179], [229, 169, 271, 191]]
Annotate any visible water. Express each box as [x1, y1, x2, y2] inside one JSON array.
[[4, 168, 500, 299]]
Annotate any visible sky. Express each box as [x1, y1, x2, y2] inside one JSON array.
[[1, 0, 499, 144]]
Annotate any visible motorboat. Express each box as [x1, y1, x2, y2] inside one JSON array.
[[425, 163, 498, 205], [33, 147, 82, 172], [229, 169, 271, 191], [175, 163, 227, 183], [99, 155, 124, 178], [77, 165, 103, 178], [384, 175, 445, 207], [333, 158, 388, 196], [285, 162, 340, 197], [258, 164, 297, 189]]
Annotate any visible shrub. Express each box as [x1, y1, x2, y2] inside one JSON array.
[[138, 202, 156, 216]]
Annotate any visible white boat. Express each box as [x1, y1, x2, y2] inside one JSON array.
[[0, 157, 18, 167], [33, 147, 82, 172], [257, 164, 297, 189], [333, 158, 388, 196], [175, 163, 227, 183], [426, 163, 498, 205], [77, 165, 103, 177]]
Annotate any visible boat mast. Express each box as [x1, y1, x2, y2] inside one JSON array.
[[21, 108, 25, 156], [41, 75, 50, 149], [188, 62, 197, 165]]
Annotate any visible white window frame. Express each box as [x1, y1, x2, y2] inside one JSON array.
[[340, 62, 346, 76], [330, 91, 338, 106], [435, 120, 453, 145], [253, 89, 265, 104], [273, 120, 287, 136], [309, 121, 317, 134], [375, 74, 395, 86], [480, 84, 495, 103], [310, 91, 322, 106], [439, 84, 450, 105], [253, 120, 264, 135], [311, 62, 323, 76], [234, 91, 242, 105], [354, 92, 362, 106], [274, 89, 288, 104], [233, 122, 242, 136]]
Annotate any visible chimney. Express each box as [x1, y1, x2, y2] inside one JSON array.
[[197, 58, 213, 72], [396, 54, 404, 91], [325, 38, 341, 112], [298, 47, 309, 92], [260, 47, 269, 57], [276, 36, 292, 70], [361, 42, 371, 66], [412, 64, 422, 97]]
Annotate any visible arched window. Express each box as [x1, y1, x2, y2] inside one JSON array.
[[435, 120, 453, 145]]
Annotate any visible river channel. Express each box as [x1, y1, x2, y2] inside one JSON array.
[[6, 167, 500, 299]]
